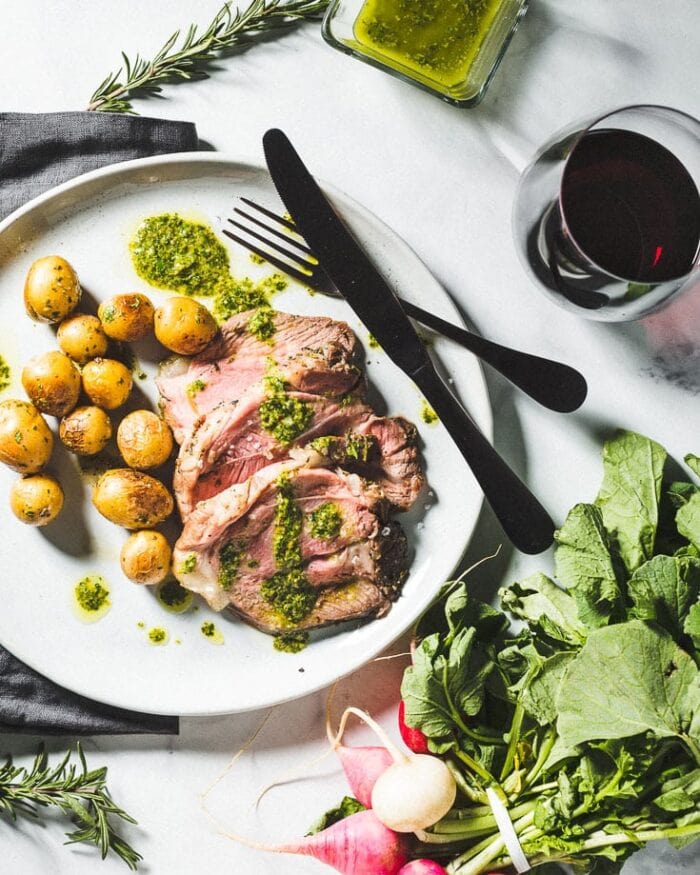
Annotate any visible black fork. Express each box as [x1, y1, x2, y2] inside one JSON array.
[[223, 198, 588, 414]]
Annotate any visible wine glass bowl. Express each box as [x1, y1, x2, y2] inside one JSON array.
[[513, 105, 700, 321]]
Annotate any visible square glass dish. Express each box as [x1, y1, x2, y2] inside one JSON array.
[[322, 0, 529, 107]]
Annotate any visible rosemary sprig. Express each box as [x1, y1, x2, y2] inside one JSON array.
[[0, 745, 141, 870], [87, 0, 330, 113]]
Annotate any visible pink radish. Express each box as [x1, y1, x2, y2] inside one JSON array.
[[398, 700, 430, 754], [330, 707, 457, 834], [397, 862, 448, 875], [337, 745, 394, 808], [276, 809, 409, 874]]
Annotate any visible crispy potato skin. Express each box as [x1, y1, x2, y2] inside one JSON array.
[[57, 314, 109, 364], [154, 297, 217, 355], [93, 468, 174, 529], [10, 473, 64, 526], [21, 350, 81, 417], [98, 293, 155, 342], [59, 405, 112, 456], [120, 530, 172, 584], [117, 410, 174, 469], [24, 256, 81, 323], [0, 400, 53, 473], [81, 358, 133, 410]]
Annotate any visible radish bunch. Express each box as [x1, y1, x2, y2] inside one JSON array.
[[249, 703, 455, 875]]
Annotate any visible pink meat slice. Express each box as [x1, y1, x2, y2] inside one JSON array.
[[157, 310, 361, 443], [172, 458, 408, 632]]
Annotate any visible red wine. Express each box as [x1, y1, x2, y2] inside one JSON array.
[[560, 128, 700, 282]]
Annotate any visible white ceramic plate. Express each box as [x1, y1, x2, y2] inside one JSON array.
[[0, 154, 491, 715]]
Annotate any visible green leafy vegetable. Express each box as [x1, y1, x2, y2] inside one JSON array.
[[594, 431, 666, 572], [554, 504, 624, 629], [556, 620, 699, 754], [370, 431, 700, 874], [306, 796, 365, 836]]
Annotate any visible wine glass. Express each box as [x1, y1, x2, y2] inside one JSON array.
[[513, 105, 700, 321]]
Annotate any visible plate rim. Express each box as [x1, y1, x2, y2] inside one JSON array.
[[0, 151, 493, 715]]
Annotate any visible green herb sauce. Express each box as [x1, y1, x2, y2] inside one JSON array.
[[367, 333, 380, 349], [355, 0, 505, 88], [73, 575, 111, 623], [213, 273, 288, 323], [274, 631, 309, 653], [247, 308, 277, 343], [273, 474, 304, 568], [346, 433, 376, 462], [201, 620, 225, 644], [156, 579, 193, 614], [0, 356, 11, 393], [147, 626, 169, 645], [261, 568, 316, 624], [130, 213, 230, 296], [186, 379, 206, 398], [259, 373, 313, 445], [218, 541, 243, 591], [179, 554, 197, 574], [309, 502, 343, 541], [421, 399, 438, 424]]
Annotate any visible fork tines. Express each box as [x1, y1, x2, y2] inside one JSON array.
[[223, 198, 319, 285]]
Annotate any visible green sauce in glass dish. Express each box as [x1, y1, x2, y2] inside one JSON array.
[[355, 0, 505, 88], [323, 0, 528, 106]]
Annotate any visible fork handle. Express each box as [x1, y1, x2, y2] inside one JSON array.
[[412, 360, 555, 554], [399, 299, 587, 413]]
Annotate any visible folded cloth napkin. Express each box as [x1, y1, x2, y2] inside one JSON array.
[[0, 111, 199, 735]]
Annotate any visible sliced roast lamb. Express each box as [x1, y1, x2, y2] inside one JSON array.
[[171, 455, 408, 632], [173, 379, 424, 516], [157, 309, 362, 443]]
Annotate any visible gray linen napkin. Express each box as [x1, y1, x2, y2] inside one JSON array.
[[0, 111, 199, 734]]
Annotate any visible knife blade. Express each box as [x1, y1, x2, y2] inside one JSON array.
[[263, 128, 554, 554]]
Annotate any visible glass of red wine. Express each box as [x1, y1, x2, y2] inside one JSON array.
[[513, 105, 700, 320]]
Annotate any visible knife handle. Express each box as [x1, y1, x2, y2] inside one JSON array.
[[412, 361, 555, 554], [400, 300, 588, 413]]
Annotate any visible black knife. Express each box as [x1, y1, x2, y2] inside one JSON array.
[[263, 129, 555, 554]]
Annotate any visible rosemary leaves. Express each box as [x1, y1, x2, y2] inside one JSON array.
[[87, 0, 330, 114], [0, 745, 141, 869]]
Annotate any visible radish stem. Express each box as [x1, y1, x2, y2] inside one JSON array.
[[331, 706, 407, 764]]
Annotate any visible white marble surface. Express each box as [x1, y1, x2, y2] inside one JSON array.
[[1, 1, 699, 872]]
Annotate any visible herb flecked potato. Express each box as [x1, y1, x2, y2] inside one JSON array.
[[24, 255, 81, 323], [117, 410, 174, 469], [98, 293, 155, 342], [21, 350, 81, 417], [119, 530, 172, 584], [92, 468, 173, 529], [81, 358, 133, 410], [57, 313, 109, 364], [59, 405, 112, 456], [10, 473, 64, 526], [0, 400, 53, 473], [154, 296, 218, 355]]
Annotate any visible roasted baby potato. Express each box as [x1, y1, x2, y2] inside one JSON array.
[[24, 255, 81, 323], [81, 358, 133, 410], [98, 293, 154, 342], [59, 405, 112, 456], [120, 530, 172, 584], [92, 468, 173, 529], [117, 410, 174, 469], [21, 350, 81, 417], [57, 313, 109, 364], [10, 473, 64, 526], [0, 400, 53, 473], [154, 297, 217, 355]]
